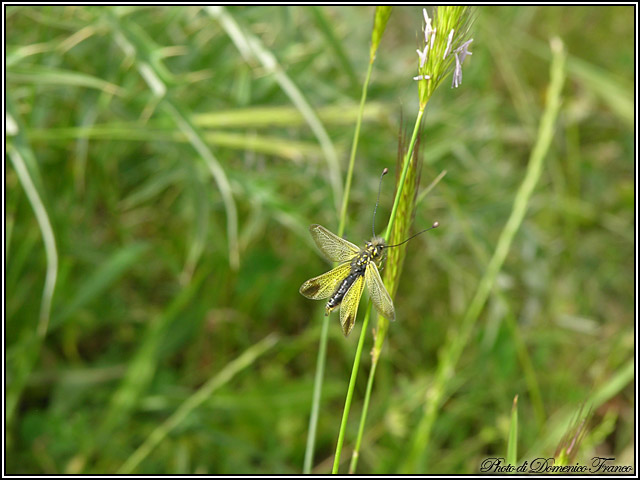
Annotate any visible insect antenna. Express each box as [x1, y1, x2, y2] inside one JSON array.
[[385, 221, 439, 249], [372, 168, 389, 237]]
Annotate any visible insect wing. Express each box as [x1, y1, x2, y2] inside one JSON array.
[[309, 224, 360, 263], [365, 262, 395, 322], [299, 262, 352, 300], [340, 274, 365, 337]]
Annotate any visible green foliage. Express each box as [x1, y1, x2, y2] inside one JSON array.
[[6, 5, 634, 474]]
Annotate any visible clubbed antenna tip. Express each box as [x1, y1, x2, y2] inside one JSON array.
[[432, 221, 439, 228], [382, 167, 389, 175]]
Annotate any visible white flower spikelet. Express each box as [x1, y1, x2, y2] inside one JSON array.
[[423, 8, 435, 43], [455, 39, 474, 63], [413, 8, 473, 89], [451, 39, 473, 88], [416, 46, 429, 68], [415, 8, 437, 82], [443, 29, 455, 60]]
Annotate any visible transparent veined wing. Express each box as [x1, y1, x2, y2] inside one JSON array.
[[309, 224, 360, 263], [365, 262, 395, 322], [340, 274, 365, 337], [299, 262, 351, 300]]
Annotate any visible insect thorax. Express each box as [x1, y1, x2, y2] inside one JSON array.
[[362, 237, 386, 266]]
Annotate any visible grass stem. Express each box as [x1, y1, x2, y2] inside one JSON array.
[[304, 58, 375, 474], [332, 304, 372, 474], [334, 105, 424, 473], [348, 106, 425, 473], [403, 37, 566, 473]]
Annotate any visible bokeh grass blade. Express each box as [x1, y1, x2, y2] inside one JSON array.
[[101, 267, 209, 435], [51, 243, 150, 330], [181, 161, 210, 283], [566, 56, 633, 127], [507, 395, 518, 466], [7, 66, 125, 96], [28, 125, 323, 162], [525, 358, 633, 458], [309, 6, 358, 93], [165, 100, 240, 270], [516, 27, 633, 128], [192, 103, 388, 129], [118, 333, 278, 473], [404, 37, 567, 473], [6, 103, 59, 424], [106, 9, 239, 270], [206, 6, 343, 214]]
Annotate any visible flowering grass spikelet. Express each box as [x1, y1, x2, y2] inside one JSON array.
[[413, 6, 474, 108], [452, 38, 474, 88], [443, 29, 454, 59], [416, 46, 428, 68]]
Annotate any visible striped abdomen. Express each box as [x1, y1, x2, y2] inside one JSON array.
[[325, 255, 368, 314]]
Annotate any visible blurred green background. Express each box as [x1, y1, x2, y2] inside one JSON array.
[[6, 5, 634, 474]]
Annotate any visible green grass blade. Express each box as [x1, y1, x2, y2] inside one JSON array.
[[309, 6, 358, 92], [6, 103, 59, 424], [303, 314, 331, 474], [517, 28, 633, 128], [51, 243, 149, 329], [525, 358, 633, 458], [507, 395, 518, 466], [207, 6, 343, 214], [101, 269, 209, 433], [306, 7, 389, 473], [192, 103, 388, 129], [404, 37, 567, 473], [106, 9, 239, 270], [332, 304, 373, 474], [348, 355, 378, 474], [28, 125, 324, 162], [7, 66, 125, 96], [118, 333, 278, 473]]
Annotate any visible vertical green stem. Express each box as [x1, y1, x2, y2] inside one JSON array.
[[312, 7, 392, 472], [332, 304, 372, 474], [403, 37, 566, 473], [303, 313, 331, 473], [304, 47, 375, 476], [347, 106, 425, 473], [338, 60, 375, 236], [349, 354, 378, 473], [384, 108, 424, 241], [333, 105, 424, 473]]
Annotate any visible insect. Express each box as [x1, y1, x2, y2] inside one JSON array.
[[299, 169, 439, 337]]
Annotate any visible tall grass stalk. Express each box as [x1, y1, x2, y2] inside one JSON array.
[[346, 6, 475, 473], [6, 148, 57, 339], [331, 304, 373, 474], [507, 395, 519, 465], [345, 105, 424, 475], [303, 7, 392, 474], [350, 150, 451, 475], [303, 54, 374, 476], [334, 88, 425, 475], [6, 108, 59, 424], [403, 37, 567, 473]]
